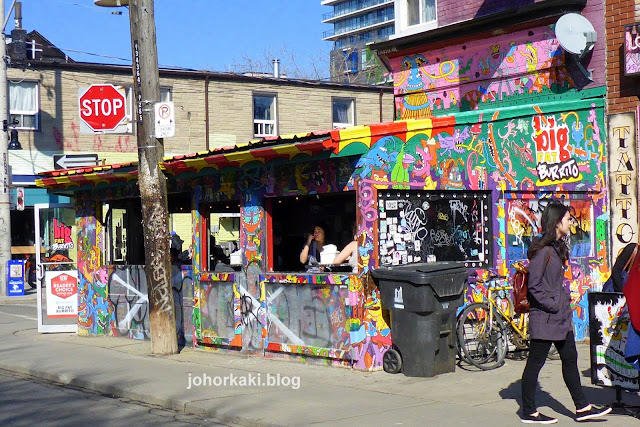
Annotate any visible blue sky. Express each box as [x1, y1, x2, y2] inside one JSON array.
[[8, 0, 333, 77]]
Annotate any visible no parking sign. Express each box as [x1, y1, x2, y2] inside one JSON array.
[[154, 101, 175, 138]]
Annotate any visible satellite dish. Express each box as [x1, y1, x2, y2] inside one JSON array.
[[94, 0, 129, 6], [556, 13, 597, 57]]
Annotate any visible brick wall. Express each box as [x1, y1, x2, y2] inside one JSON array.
[[7, 65, 393, 173], [208, 81, 391, 149], [606, 0, 640, 115]]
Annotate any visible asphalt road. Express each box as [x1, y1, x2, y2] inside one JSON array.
[[0, 368, 233, 426], [0, 302, 232, 426]]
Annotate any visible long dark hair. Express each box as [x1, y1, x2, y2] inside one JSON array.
[[527, 201, 570, 263]]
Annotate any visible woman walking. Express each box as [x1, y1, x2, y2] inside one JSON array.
[[520, 201, 611, 424]]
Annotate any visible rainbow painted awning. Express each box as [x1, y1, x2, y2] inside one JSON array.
[[36, 118, 455, 191]]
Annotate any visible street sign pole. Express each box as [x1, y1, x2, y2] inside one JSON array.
[[0, 0, 17, 297]]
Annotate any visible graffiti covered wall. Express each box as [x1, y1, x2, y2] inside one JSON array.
[[391, 26, 575, 118], [373, 18, 608, 341], [334, 100, 607, 341], [76, 196, 109, 336], [76, 192, 195, 343]]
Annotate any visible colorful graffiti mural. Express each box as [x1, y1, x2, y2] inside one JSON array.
[[195, 274, 239, 347], [63, 21, 609, 370], [391, 26, 574, 116], [75, 196, 195, 343]]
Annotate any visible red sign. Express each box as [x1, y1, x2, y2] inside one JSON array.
[[50, 273, 78, 299], [79, 84, 127, 131]]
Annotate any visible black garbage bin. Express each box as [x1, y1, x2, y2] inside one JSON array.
[[372, 262, 468, 377]]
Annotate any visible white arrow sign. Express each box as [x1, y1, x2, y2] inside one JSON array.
[[53, 154, 99, 170]]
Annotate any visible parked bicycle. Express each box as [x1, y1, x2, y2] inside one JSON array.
[[457, 270, 559, 370]]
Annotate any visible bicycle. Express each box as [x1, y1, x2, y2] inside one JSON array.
[[457, 270, 559, 370]]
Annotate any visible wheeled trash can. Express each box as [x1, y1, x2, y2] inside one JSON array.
[[372, 262, 468, 377]]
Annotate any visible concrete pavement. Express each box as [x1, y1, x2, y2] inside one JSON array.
[[0, 297, 638, 426]]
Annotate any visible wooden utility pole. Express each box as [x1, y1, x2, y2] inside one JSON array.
[[128, 0, 177, 354]]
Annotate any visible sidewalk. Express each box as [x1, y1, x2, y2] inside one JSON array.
[[0, 304, 638, 426]]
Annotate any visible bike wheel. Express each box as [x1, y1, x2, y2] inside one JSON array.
[[457, 303, 508, 370]]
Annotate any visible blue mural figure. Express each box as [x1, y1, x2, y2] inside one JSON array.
[[354, 137, 398, 179], [400, 54, 432, 119]]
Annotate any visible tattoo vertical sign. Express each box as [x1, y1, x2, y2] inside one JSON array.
[[607, 112, 638, 260]]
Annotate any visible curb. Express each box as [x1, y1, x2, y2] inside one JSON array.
[[0, 295, 37, 304]]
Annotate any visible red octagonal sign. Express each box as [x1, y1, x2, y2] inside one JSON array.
[[79, 84, 127, 131]]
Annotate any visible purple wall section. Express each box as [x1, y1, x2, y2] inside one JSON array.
[[432, 0, 605, 88]]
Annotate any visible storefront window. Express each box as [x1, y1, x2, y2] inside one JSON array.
[[506, 198, 593, 263], [103, 193, 191, 266], [269, 192, 356, 272], [202, 202, 241, 272], [104, 201, 144, 265]]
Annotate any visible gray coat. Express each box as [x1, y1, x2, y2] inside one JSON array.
[[527, 244, 573, 341]]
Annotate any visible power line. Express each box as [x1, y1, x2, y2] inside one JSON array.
[[57, 47, 130, 63]]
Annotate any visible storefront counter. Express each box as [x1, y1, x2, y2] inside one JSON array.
[[261, 272, 356, 361], [194, 271, 357, 361]]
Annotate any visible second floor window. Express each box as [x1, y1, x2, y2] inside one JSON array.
[[160, 87, 172, 102], [407, 0, 436, 26], [9, 81, 39, 130], [254, 94, 277, 137], [333, 98, 355, 128]]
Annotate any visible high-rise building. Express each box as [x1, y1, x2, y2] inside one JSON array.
[[321, 0, 395, 84]]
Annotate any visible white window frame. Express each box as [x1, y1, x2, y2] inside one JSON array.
[[253, 93, 277, 137], [332, 97, 355, 129], [393, 0, 438, 39], [9, 80, 39, 130], [125, 86, 135, 134], [160, 87, 172, 102]]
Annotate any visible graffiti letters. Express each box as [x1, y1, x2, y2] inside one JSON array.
[[536, 158, 580, 183]]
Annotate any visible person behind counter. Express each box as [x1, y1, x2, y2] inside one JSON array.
[[300, 225, 326, 268], [334, 226, 358, 273]]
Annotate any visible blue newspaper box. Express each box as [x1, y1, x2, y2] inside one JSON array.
[[7, 259, 25, 296]]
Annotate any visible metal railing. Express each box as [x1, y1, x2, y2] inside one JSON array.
[[322, 0, 394, 21]]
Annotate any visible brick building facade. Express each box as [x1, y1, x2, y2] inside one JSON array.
[[7, 43, 392, 255], [8, 62, 392, 174]]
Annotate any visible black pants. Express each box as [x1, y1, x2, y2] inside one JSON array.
[[521, 331, 589, 415]]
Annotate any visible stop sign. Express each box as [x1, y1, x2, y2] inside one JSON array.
[[78, 84, 127, 131]]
